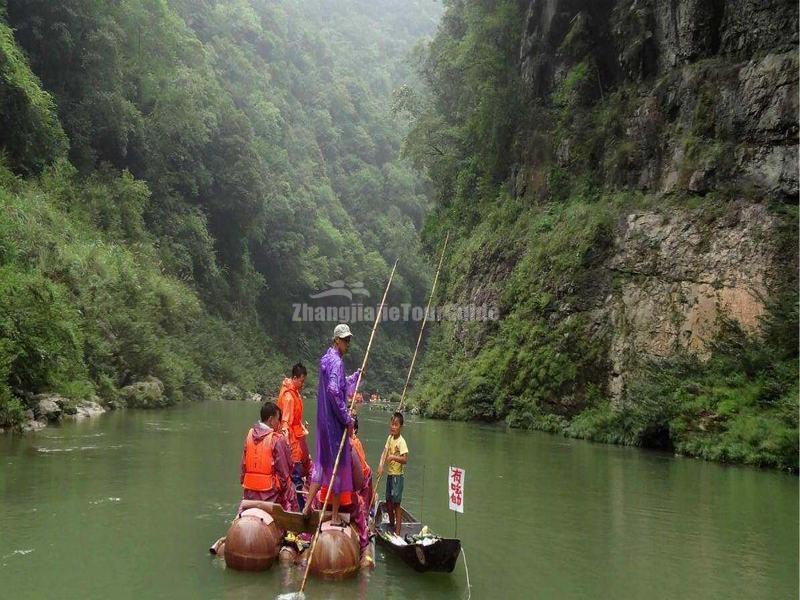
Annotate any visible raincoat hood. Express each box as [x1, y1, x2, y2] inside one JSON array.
[[250, 421, 273, 443]]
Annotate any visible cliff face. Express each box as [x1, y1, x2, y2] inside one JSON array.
[[409, 0, 797, 468], [513, 0, 797, 399], [605, 203, 780, 398], [519, 0, 797, 198]]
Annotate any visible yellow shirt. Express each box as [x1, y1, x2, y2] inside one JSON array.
[[386, 434, 408, 476]]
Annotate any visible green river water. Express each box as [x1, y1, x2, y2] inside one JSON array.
[[1, 399, 797, 599]]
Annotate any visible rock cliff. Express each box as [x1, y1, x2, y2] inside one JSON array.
[[409, 0, 797, 468]]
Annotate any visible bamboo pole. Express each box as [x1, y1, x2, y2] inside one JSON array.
[[398, 230, 448, 413], [298, 259, 397, 594], [372, 232, 449, 511]]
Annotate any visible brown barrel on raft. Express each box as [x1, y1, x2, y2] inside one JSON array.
[[308, 521, 361, 580], [223, 508, 282, 571]]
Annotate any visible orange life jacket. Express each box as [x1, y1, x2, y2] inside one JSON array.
[[277, 378, 307, 463], [278, 378, 307, 437], [317, 486, 352, 507], [242, 429, 282, 492], [351, 434, 371, 481]]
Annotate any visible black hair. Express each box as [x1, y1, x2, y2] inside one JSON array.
[[291, 362, 307, 378], [353, 415, 359, 433], [261, 401, 281, 423], [391, 411, 404, 426]]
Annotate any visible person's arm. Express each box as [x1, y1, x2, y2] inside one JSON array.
[[388, 437, 409, 465], [280, 391, 293, 436], [388, 453, 408, 465], [345, 369, 362, 398], [326, 360, 353, 429], [239, 439, 247, 484], [376, 435, 391, 477]]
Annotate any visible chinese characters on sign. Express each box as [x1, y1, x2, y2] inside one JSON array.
[[448, 466, 465, 513]]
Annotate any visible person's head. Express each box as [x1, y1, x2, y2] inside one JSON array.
[[260, 401, 281, 430], [390, 411, 404, 437], [332, 323, 353, 356], [291, 362, 307, 389]]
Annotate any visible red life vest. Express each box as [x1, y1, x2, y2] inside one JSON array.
[[242, 429, 282, 492], [277, 379, 308, 464], [278, 379, 306, 437]]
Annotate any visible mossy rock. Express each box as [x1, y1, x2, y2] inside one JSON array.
[[120, 377, 166, 408]]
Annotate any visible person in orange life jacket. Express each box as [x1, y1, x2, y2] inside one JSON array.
[[239, 401, 298, 513], [350, 415, 374, 511], [277, 362, 311, 510]]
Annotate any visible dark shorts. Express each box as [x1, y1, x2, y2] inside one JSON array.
[[385, 474, 404, 504]]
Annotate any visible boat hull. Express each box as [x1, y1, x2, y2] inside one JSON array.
[[374, 502, 461, 573]]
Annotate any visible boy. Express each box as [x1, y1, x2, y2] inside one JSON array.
[[377, 411, 408, 535], [239, 401, 298, 512]]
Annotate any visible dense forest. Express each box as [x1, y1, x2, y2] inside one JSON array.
[[0, 0, 796, 471], [0, 0, 441, 426], [403, 0, 798, 470]]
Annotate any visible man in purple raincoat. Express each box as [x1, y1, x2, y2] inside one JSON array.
[[305, 323, 361, 526]]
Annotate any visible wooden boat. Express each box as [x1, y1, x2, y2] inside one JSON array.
[[374, 502, 461, 573]]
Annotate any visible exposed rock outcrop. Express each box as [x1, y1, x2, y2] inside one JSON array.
[[120, 377, 165, 408], [605, 202, 779, 398], [221, 384, 244, 402], [516, 0, 797, 398], [33, 395, 63, 422], [518, 0, 798, 202], [21, 418, 46, 432], [65, 399, 106, 420]]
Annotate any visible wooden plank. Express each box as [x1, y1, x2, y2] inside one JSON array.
[[238, 500, 334, 534]]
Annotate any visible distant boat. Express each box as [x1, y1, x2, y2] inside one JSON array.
[[374, 501, 461, 573]]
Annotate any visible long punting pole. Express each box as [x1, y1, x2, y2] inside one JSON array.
[[372, 232, 449, 508], [298, 259, 398, 594], [398, 230, 448, 412]]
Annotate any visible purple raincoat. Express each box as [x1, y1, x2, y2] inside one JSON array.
[[311, 346, 360, 497]]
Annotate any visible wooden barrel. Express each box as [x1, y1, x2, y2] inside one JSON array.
[[223, 508, 282, 571], [308, 522, 360, 580]]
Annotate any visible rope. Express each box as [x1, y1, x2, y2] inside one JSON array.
[[461, 546, 471, 600]]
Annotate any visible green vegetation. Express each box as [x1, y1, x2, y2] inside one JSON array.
[[0, 158, 283, 426], [404, 0, 798, 470], [0, 1, 443, 427]]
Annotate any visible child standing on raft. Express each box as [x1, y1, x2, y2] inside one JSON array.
[[377, 411, 408, 536]]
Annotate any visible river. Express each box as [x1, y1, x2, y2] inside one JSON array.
[[1, 399, 796, 599]]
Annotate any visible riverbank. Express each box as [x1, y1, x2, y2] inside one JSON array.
[[4, 380, 266, 435], [409, 401, 798, 474], [410, 320, 798, 474]]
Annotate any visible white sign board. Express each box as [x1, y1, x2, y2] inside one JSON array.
[[448, 466, 465, 513]]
